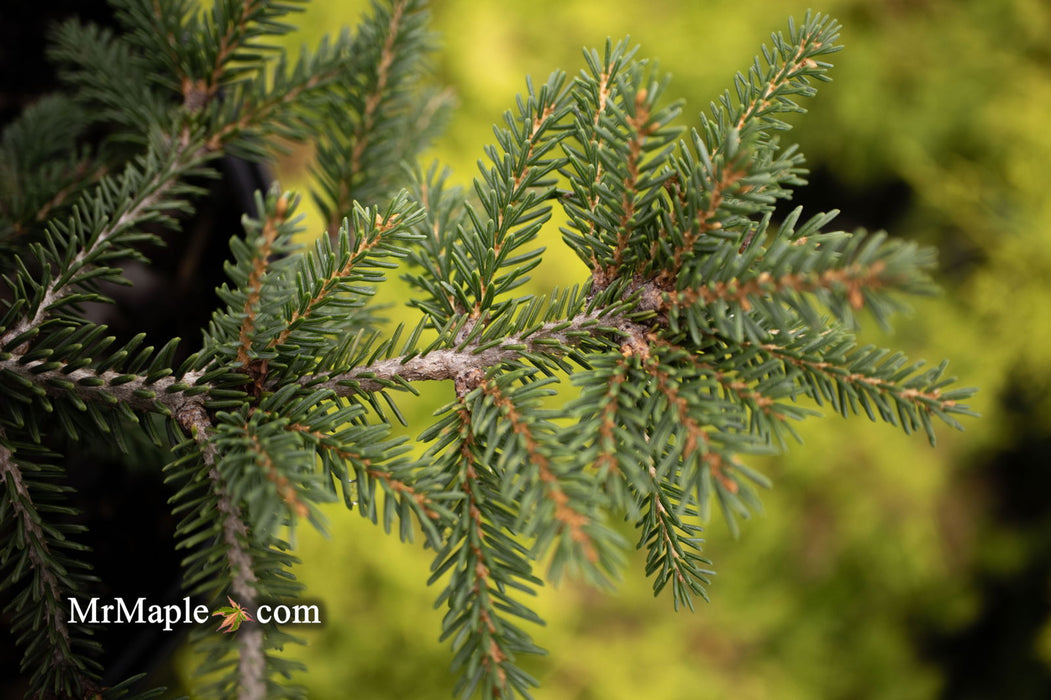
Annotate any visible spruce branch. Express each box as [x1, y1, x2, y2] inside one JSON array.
[[312, 0, 447, 233], [173, 403, 260, 612], [664, 336, 815, 448], [661, 226, 940, 343], [203, 44, 351, 154], [0, 431, 101, 698], [744, 329, 976, 444], [324, 0, 407, 226], [403, 68, 570, 340], [476, 370, 623, 587], [172, 403, 297, 700], [0, 350, 207, 417], [47, 17, 172, 140], [655, 14, 840, 283], [637, 473, 714, 612], [561, 38, 684, 284], [203, 453, 267, 700], [0, 130, 212, 354], [627, 341, 769, 536], [272, 197, 425, 352], [194, 0, 307, 103], [571, 350, 633, 496], [234, 193, 291, 366], [0, 96, 107, 241], [0, 5, 979, 699], [289, 419, 448, 539], [309, 306, 621, 394], [427, 383, 546, 700], [109, 0, 194, 88]]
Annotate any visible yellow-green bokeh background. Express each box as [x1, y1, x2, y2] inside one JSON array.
[[197, 1, 1051, 697]]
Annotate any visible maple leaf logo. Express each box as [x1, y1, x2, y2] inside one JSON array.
[[212, 597, 253, 633]]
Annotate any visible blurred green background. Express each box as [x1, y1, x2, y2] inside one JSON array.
[[203, 0, 1051, 697]]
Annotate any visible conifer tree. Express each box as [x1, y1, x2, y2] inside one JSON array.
[[0, 1, 975, 698]]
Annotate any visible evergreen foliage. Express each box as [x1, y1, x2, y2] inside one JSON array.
[[0, 1, 976, 698]]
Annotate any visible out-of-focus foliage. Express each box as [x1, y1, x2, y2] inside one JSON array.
[[245, 0, 1049, 698]]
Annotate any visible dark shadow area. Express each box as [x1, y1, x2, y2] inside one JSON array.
[[919, 373, 1051, 700], [792, 164, 914, 236]]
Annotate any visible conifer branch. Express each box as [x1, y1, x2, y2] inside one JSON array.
[[664, 255, 898, 315], [429, 384, 543, 700], [209, 463, 266, 700], [0, 132, 211, 353], [637, 470, 713, 611], [273, 208, 411, 349], [203, 0, 269, 93], [0, 91, 112, 239], [248, 427, 310, 518], [312, 307, 618, 394], [0, 433, 100, 698], [145, 0, 188, 81], [664, 163, 747, 279], [748, 333, 973, 443], [206, 69, 333, 150], [176, 404, 266, 700], [47, 18, 170, 141], [478, 373, 613, 585], [565, 44, 619, 280], [592, 355, 631, 481], [364, 463, 440, 519], [454, 463, 514, 696], [731, 19, 831, 137], [177, 406, 260, 606], [237, 195, 289, 365], [0, 6, 978, 697], [638, 344, 740, 494], [668, 339, 808, 446], [199, 0, 303, 102], [614, 88, 654, 230], [286, 420, 445, 530], [312, 0, 441, 234], [0, 352, 207, 416], [328, 0, 409, 233], [484, 379, 592, 556], [30, 163, 111, 230]]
